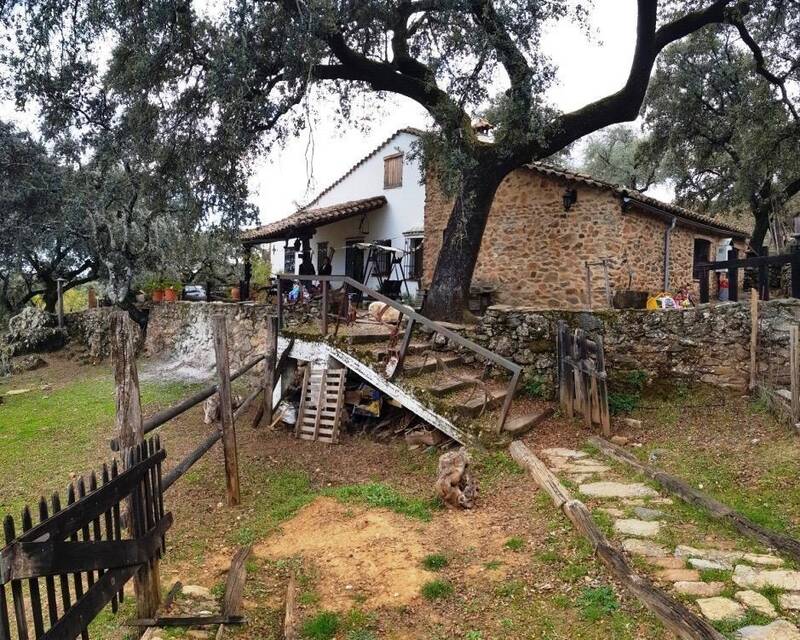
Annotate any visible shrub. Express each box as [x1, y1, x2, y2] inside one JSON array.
[[302, 611, 340, 639], [608, 392, 639, 415], [422, 554, 448, 571], [577, 586, 619, 621], [504, 537, 525, 551], [421, 579, 453, 600]]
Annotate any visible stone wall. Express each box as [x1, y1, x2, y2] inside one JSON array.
[[424, 168, 742, 310], [466, 300, 800, 393]]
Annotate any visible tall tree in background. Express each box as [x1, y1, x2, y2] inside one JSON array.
[[642, 14, 800, 249], [4, 0, 786, 320], [0, 122, 97, 316], [579, 125, 663, 191]]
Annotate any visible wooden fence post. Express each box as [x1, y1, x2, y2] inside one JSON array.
[[261, 315, 278, 427], [212, 315, 241, 506], [792, 325, 799, 418], [276, 278, 284, 331], [749, 288, 758, 391], [110, 311, 161, 624]]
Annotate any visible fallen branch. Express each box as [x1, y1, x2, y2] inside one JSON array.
[[509, 441, 724, 640], [588, 436, 800, 563]]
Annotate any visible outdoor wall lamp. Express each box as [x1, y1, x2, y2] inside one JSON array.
[[562, 188, 578, 211]]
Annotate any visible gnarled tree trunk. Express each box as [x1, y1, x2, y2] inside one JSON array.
[[423, 168, 505, 322]]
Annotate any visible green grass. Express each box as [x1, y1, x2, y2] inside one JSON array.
[[422, 553, 449, 570], [577, 586, 619, 621], [325, 482, 439, 521], [302, 611, 340, 639], [503, 537, 525, 551], [421, 579, 454, 600], [0, 372, 196, 514], [495, 579, 525, 599], [711, 610, 773, 635]]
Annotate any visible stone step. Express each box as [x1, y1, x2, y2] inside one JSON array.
[[402, 354, 463, 377], [427, 378, 473, 397], [454, 389, 507, 417], [346, 329, 396, 345], [372, 342, 429, 359], [502, 407, 556, 436]]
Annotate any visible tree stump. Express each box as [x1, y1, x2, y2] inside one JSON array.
[[435, 448, 478, 509]]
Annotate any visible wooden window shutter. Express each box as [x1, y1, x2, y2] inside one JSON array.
[[384, 153, 403, 188]]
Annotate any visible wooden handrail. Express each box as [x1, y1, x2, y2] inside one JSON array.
[[276, 273, 522, 432]]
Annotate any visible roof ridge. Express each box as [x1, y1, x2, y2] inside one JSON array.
[[304, 127, 424, 207]]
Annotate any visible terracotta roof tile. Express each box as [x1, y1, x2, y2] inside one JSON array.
[[241, 196, 387, 243], [524, 163, 749, 238]]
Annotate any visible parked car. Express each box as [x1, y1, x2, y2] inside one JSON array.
[[183, 285, 207, 301]]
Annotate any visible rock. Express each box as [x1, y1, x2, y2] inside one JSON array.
[[186, 631, 211, 639], [9, 355, 47, 374], [735, 620, 800, 639], [621, 539, 667, 557], [597, 507, 626, 518], [578, 482, 658, 499], [4, 388, 33, 396], [5, 306, 67, 356], [564, 463, 610, 474], [648, 448, 669, 463], [674, 581, 726, 597], [614, 519, 661, 538], [696, 596, 747, 621], [651, 557, 687, 569], [633, 506, 664, 521], [182, 585, 212, 599], [675, 545, 743, 563], [779, 594, 800, 611], [743, 553, 785, 567], [622, 418, 642, 429], [736, 591, 778, 618], [610, 435, 629, 445], [542, 448, 588, 459], [657, 569, 701, 582], [689, 558, 733, 571], [733, 565, 800, 591]]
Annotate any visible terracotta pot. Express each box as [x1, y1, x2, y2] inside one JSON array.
[[231, 286, 241, 301], [152, 289, 164, 303], [164, 287, 177, 302]]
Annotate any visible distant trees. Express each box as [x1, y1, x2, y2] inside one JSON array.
[[579, 125, 663, 192], [0, 122, 97, 317]]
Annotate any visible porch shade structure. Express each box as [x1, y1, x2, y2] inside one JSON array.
[[238, 195, 387, 298]]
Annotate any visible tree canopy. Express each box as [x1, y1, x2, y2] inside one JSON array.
[[2, 0, 793, 318], [579, 125, 663, 192]]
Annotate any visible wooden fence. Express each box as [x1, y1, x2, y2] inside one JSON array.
[[0, 310, 283, 639], [695, 247, 800, 303], [0, 439, 169, 640], [556, 321, 611, 436]]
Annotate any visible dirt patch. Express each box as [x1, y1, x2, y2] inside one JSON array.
[[254, 496, 431, 610]]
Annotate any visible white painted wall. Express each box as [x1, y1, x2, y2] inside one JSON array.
[[265, 130, 425, 298]]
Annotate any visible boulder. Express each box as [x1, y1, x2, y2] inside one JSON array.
[[735, 620, 800, 640], [5, 307, 67, 356]]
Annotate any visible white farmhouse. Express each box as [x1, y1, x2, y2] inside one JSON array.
[[242, 128, 425, 299]]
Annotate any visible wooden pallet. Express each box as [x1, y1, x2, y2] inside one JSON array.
[[295, 367, 346, 443]]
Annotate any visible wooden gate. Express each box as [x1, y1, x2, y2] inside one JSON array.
[[0, 437, 170, 640], [557, 321, 611, 436]]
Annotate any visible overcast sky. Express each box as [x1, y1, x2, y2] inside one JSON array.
[[248, 0, 665, 225]]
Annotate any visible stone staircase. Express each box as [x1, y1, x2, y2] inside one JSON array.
[[283, 314, 553, 447]]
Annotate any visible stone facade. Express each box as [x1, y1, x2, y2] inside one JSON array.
[[466, 300, 800, 393], [424, 168, 745, 310]]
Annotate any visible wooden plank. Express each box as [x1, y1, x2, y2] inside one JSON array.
[[3, 516, 29, 640], [37, 498, 59, 625], [21, 507, 44, 638], [792, 326, 799, 425], [127, 615, 244, 627], [3, 516, 173, 581], [589, 436, 800, 562], [42, 565, 141, 640], [312, 369, 328, 441], [0, 580, 10, 640], [284, 572, 299, 640], [594, 336, 611, 437], [749, 288, 758, 391], [222, 547, 251, 619], [213, 315, 241, 507], [510, 442, 725, 640], [295, 367, 310, 439], [50, 493, 73, 619], [331, 370, 346, 444], [100, 466, 119, 613]]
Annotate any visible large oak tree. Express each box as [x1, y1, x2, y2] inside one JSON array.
[[3, 0, 785, 320]]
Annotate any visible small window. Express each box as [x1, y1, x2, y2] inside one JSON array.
[[284, 247, 296, 274], [405, 237, 424, 280], [384, 153, 403, 189], [692, 239, 711, 279]]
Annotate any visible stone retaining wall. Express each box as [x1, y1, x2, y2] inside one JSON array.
[[467, 300, 800, 393]]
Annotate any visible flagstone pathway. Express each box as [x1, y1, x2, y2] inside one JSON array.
[[541, 446, 800, 639]]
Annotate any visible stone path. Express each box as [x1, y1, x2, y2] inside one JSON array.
[[541, 447, 800, 639]]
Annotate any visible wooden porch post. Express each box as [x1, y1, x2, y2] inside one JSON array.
[[261, 315, 278, 427]]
